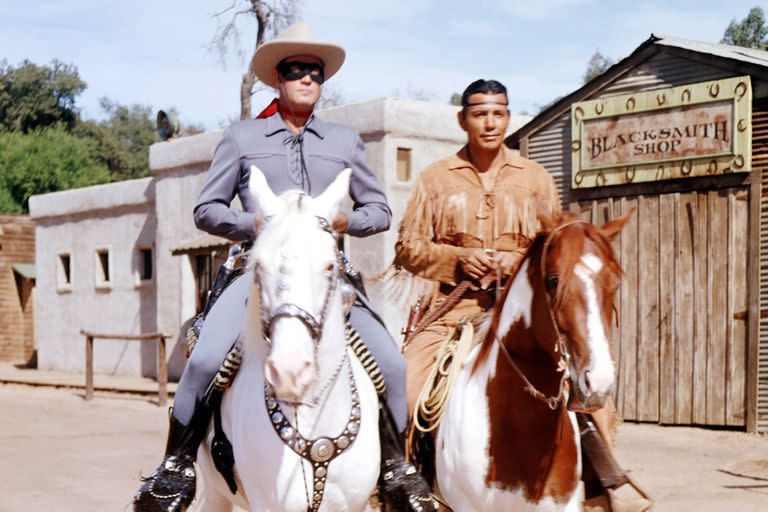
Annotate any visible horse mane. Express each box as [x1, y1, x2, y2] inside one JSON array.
[[472, 212, 623, 373]]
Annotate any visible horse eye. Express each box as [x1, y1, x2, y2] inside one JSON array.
[[545, 274, 559, 293], [324, 263, 335, 276]]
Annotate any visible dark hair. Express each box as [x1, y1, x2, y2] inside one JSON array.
[[461, 79, 508, 109]]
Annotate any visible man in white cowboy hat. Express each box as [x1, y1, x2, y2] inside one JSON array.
[[133, 22, 437, 512]]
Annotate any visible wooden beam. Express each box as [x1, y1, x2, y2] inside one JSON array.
[[158, 337, 168, 407], [746, 170, 761, 433], [85, 335, 94, 401], [79, 329, 171, 341]]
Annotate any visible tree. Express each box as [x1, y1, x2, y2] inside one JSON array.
[[391, 82, 432, 101], [0, 128, 110, 212], [0, 59, 86, 132], [315, 84, 346, 109], [210, 0, 301, 119], [449, 93, 462, 106], [721, 6, 768, 50], [75, 98, 159, 181], [583, 51, 614, 84]]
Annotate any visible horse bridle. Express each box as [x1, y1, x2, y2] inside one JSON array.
[[494, 220, 589, 410], [255, 216, 343, 350], [254, 215, 363, 512]]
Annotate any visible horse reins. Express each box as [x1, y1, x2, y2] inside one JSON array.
[[493, 220, 589, 410]]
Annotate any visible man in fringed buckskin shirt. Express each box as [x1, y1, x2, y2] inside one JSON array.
[[396, 79, 560, 415]]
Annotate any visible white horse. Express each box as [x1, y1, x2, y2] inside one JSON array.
[[196, 166, 380, 511]]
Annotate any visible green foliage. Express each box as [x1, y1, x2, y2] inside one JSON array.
[[0, 59, 86, 132], [75, 98, 159, 181], [449, 93, 462, 106], [0, 128, 110, 212], [583, 50, 614, 84], [0, 57, 203, 206], [722, 6, 768, 50]]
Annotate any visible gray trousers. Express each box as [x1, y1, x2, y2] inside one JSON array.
[[173, 273, 407, 432]]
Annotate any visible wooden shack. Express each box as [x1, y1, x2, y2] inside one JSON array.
[[508, 35, 768, 434], [0, 215, 35, 365]]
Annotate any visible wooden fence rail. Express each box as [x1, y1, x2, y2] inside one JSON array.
[[80, 330, 172, 406]]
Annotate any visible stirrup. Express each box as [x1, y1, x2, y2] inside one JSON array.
[[133, 454, 196, 512], [380, 456, 439, 512]]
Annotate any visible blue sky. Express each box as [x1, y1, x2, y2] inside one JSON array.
[[2, 0, 763, 130]]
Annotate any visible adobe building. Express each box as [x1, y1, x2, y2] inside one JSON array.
[[507, 35, 768, 433], [0, 215, 35, 365], [29, 97, 530, 381]]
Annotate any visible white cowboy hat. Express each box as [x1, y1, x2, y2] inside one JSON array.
[[252, 22, 346, 86]]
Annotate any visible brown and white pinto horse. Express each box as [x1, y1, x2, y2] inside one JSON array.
[[434, 212, 631, 511]]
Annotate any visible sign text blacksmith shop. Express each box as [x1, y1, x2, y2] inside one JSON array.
[[571, 76, 752, 188]]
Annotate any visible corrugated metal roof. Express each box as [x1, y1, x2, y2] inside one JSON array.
[[12, 263, 35, 280], [171, 234, 231, 255], [653, 34, 768, 68], [508, 34, 768, 146]]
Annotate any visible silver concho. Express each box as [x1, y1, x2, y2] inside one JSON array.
[[280, 426, 295, 440], [310, 438, 334, 463], [336, 435, 350, 449]]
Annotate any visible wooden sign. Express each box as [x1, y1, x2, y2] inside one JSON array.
[[571, 76, 752, 188]]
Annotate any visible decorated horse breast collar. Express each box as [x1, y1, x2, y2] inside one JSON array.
[[264, 359, 362, 512]]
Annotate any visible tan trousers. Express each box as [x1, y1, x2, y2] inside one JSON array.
[[403, 294, 494, 417]]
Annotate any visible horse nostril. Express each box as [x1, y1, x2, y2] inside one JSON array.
[[296, 360, 313, 388], [580, 371, 592, 395]]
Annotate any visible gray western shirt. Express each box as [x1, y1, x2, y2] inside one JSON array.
[[194, 113, 392, 241]]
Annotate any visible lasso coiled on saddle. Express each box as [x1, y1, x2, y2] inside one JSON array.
[[412, 318, 476, 433]]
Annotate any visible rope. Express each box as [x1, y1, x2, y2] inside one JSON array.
[[403, 280, 472, 350], [412, 319, 476, 433]]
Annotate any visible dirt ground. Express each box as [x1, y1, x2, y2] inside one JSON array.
[[1, 383, 766, 511]]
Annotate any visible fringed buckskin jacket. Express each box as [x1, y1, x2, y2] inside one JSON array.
[[394, 146, 561, 298]]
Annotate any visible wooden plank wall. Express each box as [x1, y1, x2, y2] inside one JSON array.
[[0, 216, 36, 364], [580, 189, 748, 425]]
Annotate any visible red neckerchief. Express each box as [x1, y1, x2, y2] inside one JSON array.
[[256, 98, 279, 119]]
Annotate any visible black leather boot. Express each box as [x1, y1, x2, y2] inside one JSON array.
[[133, 406, 213, 512], [379, 400, 438, 512]]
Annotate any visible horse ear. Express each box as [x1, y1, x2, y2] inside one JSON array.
[[599, 207, 635, 241], [249, 165, 283, 218], [313, 168, 352, 220]]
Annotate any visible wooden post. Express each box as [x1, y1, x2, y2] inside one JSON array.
[[157, 336, 168, 406], [746, 170, 761, 433], [80, 330, 172, 406], [85, 335, 94, 401]]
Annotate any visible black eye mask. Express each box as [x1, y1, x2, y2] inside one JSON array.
[[276, 60, 325, 84]]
